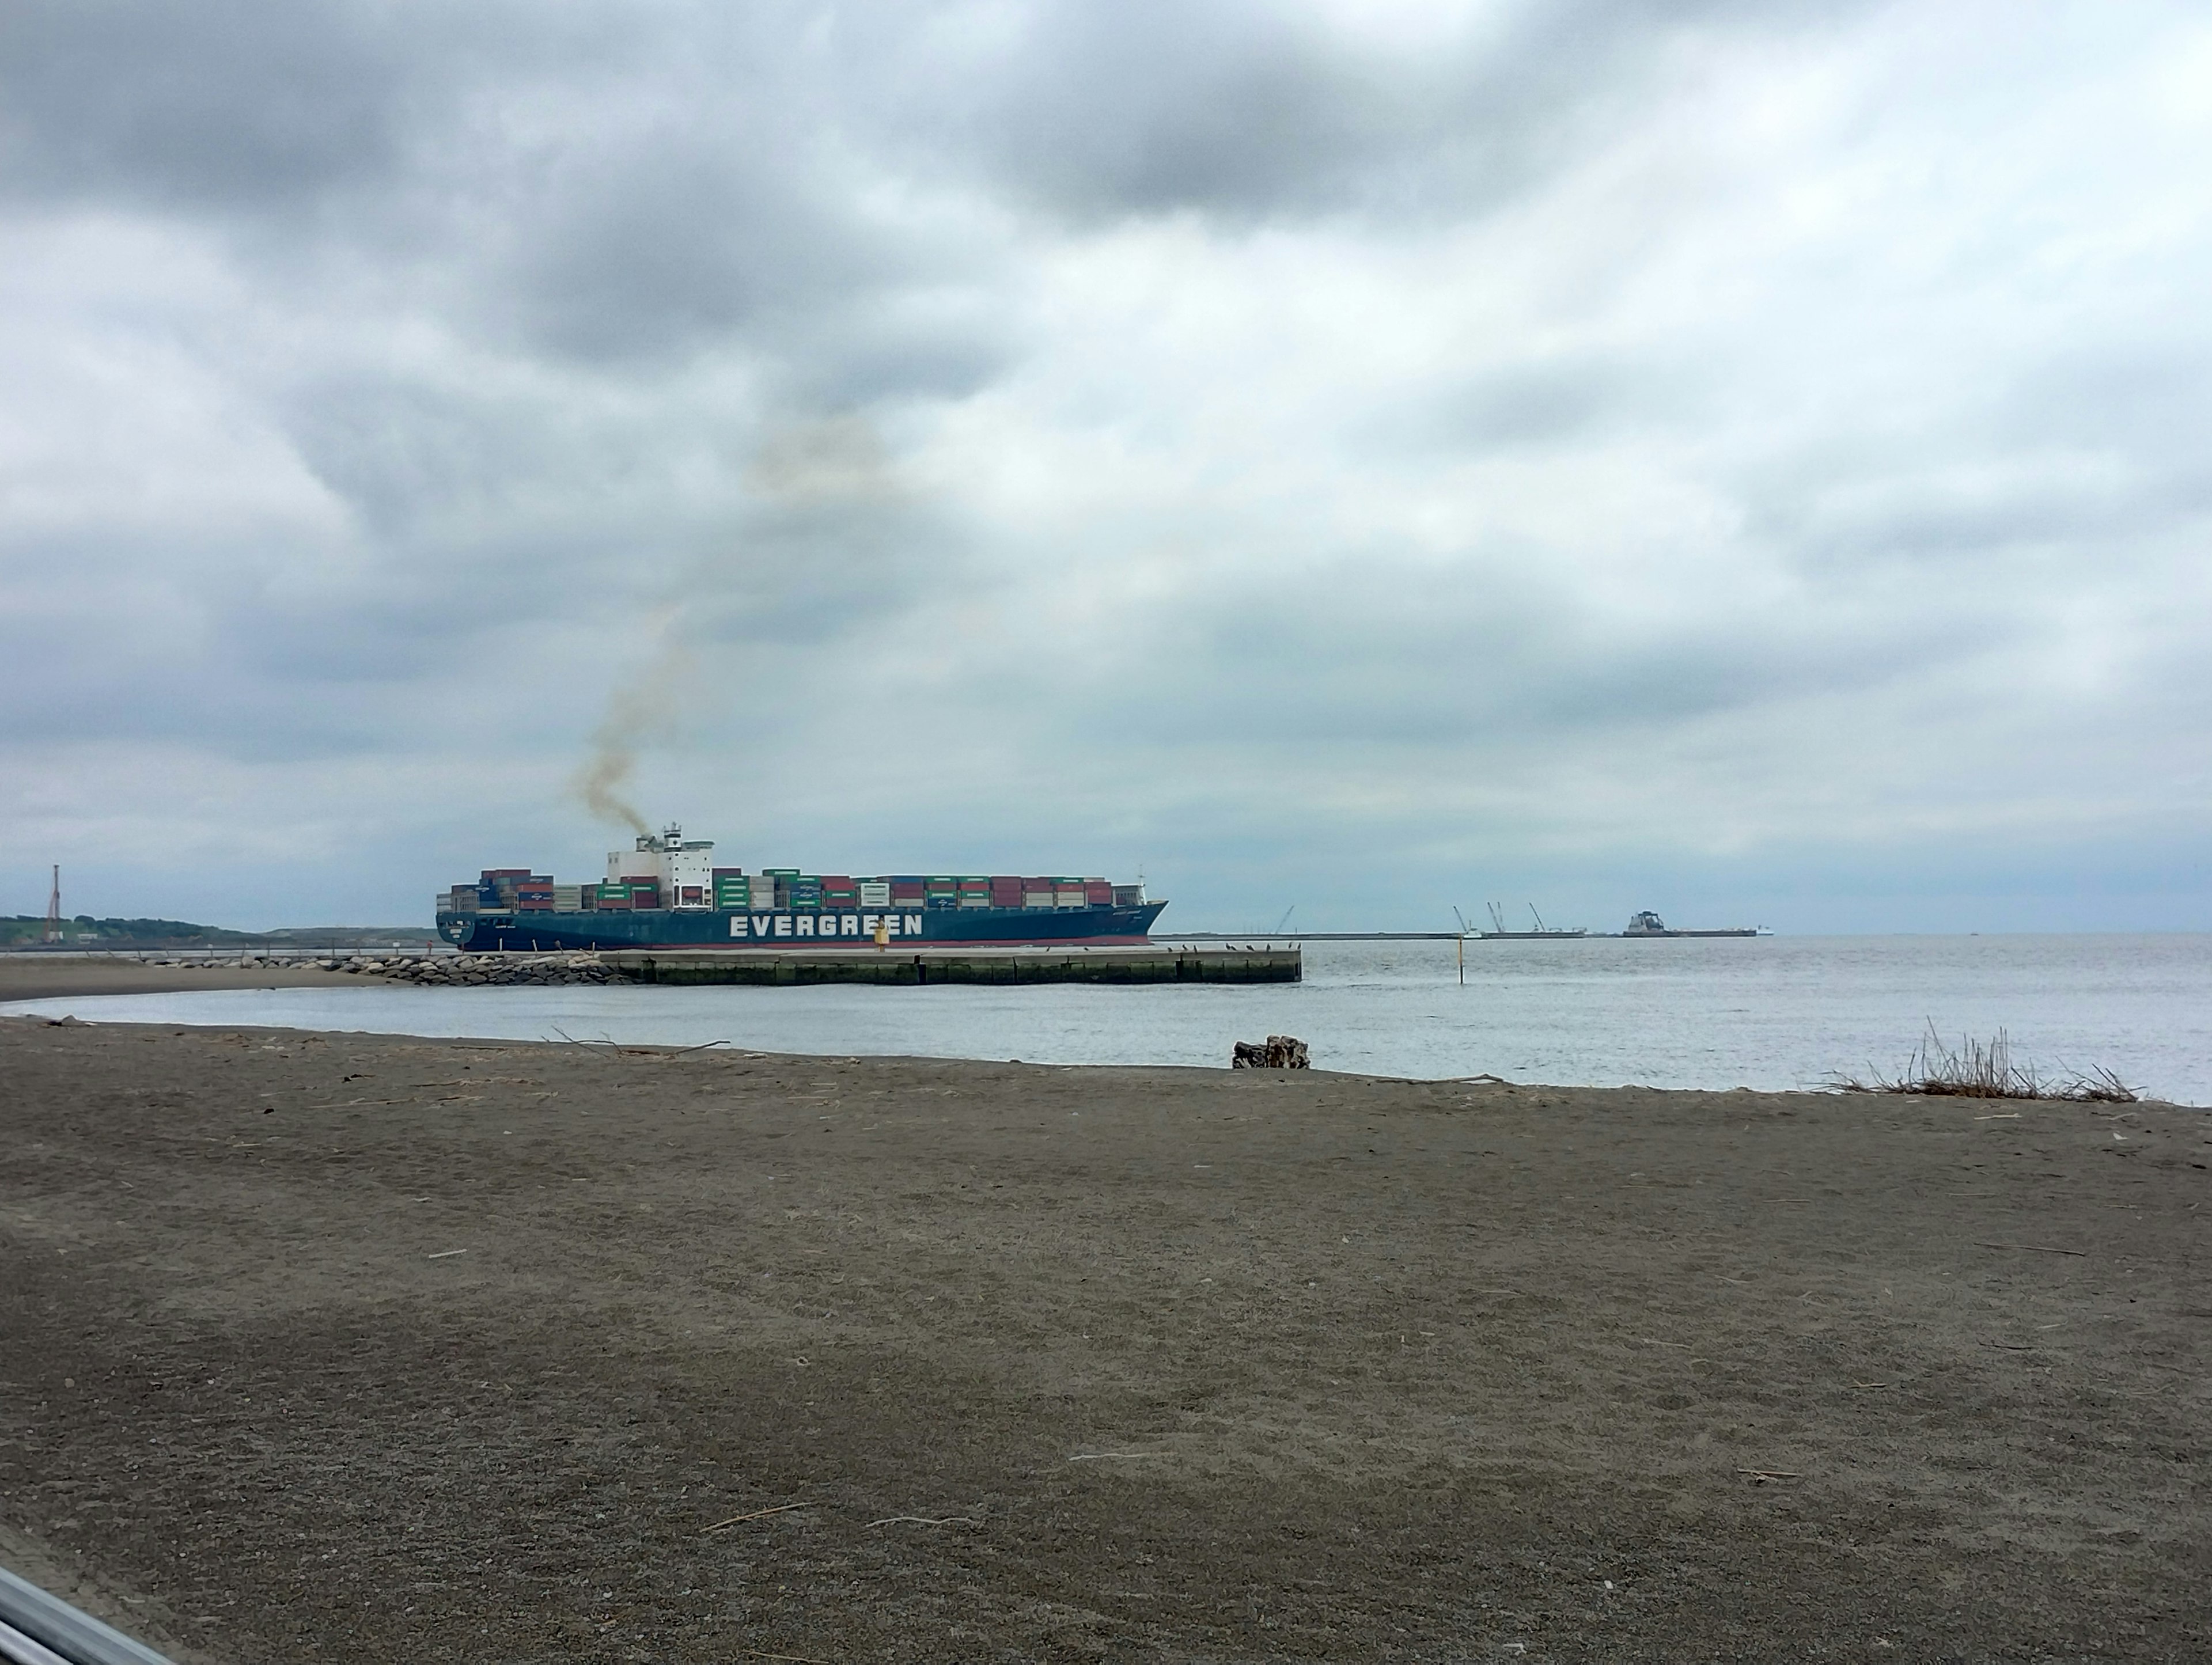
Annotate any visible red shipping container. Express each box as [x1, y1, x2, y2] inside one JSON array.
[[1085, 882, 1112, 905]]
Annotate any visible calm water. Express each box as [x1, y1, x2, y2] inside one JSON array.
[[6, 935, 2209, 1104]]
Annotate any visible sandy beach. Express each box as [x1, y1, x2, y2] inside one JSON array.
[[0, 956, 362, 1003], [1, 989, 2205, 1662]]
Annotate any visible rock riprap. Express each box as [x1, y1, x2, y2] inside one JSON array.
[[339, 953, 620, 987]]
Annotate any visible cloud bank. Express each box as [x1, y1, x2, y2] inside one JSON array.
[[3, 0, 2208, 931]]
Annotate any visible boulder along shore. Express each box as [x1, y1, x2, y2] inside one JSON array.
[[1, 1015, 2205, 1663]]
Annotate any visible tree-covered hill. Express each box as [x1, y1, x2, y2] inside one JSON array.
[[2, 915, 264, 947], [2, 917, 431, 948]]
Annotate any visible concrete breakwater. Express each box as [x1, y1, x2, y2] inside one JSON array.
[[323, 946, 1301, 987]]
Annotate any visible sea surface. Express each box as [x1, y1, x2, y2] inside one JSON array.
[[8, 934, 2210, 1104]]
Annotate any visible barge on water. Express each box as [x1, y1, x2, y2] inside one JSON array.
[[1620, 911, 1764, 939], [438, 825, 1168, 954]]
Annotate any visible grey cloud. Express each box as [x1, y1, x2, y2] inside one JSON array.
[[0, 0, 447, 209], [277, 374, 596, 543], [762, 298, 1015, 410], [1086, 557, 1960, 754], [2, 0, 998, 395], [1997, 344, 2212, 478], [905, 0, 1870, 224], [476, 73, 1016, 388], [1369, 354, 1700, 454], [3, 0, 2206, 932], [1738, 440, 2184, 577], [683, 499, 971, 649], [0, 513, 521, 756], [501, 145, 897, 364]]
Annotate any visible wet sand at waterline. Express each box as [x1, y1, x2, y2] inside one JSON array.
[[2, 1017, 2205, 1662]]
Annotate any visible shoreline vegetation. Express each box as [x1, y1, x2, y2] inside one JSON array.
[[1, 917, 436, 951], [1834, 1024, 2140, 1103], [2, 1010, 2205, 1661]]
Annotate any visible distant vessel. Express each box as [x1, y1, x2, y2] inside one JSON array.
[[1468, 903, 1588, 941], [437, 824, 1165, 952], [1620, 911, 1762, 939]]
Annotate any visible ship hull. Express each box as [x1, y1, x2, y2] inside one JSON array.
[[439, 901, 1169, 953]]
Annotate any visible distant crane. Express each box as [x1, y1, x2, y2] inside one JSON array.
[[44, 864, 62, 943], [1470, 899, 1589, 939], [1272, 905, 1297, 936]]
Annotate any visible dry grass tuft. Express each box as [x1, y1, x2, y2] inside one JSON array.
[[1834, 1024, 2137, 1103]]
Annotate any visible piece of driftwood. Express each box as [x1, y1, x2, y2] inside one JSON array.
[[866, 1515, 979, 1527], [1232, 1034, 1310, 1069], [701, 1501, 811, 1533], [1974, 1242, 2088, 1256]]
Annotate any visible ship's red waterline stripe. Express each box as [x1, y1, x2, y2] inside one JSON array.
[[581, 936, 1162, 950]]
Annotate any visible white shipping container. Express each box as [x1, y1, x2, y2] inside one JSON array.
[[609, 848, 656, 885], [1022, 891, 1054, 909], [859, 881, 891, 906]]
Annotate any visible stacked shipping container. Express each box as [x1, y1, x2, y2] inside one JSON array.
[[449, 857, 1134, 917]]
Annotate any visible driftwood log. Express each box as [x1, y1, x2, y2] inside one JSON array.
[[1232, 1035, 1310, 1069]]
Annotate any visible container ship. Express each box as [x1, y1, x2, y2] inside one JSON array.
[[437, 825, 1167, 952]]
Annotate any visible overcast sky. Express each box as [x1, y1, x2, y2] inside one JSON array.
[[3, 0, 2207, 932]]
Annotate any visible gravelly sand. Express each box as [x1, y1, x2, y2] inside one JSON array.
[[2, 1006, 2206, 1663]]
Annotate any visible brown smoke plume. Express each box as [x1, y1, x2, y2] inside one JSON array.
[[570, 414, 893, 834], [573, 616, 692, 834], [574, 745, 649, 836]]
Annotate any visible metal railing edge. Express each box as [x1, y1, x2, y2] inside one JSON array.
[[0, 1568, 175, 1665]]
